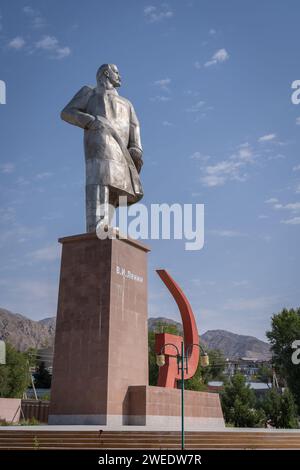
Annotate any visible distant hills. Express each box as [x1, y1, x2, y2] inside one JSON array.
[[148, 317, 271, 360], [0, 308, 55, 351], [0, 308, 271, 360]]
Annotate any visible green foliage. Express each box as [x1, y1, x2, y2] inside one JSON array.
[[26, 348, 38, 368], [33, 362, 51, 389], [256, 364, 272, 383], [19, 417, 40, 426], [260, 389, 298, 429], [184, 361, 208, 391], [40, 393, 50, 401], [201, 349, 226, 382], [221, 373, 266, 427], [0, 419, 10, 426], [185, 348, 226, 391], [148, 330, 158, 386], [0, 343, 30, 398], [0, 363, 10, 397], [280, 389, 299, 428], [266, 308, 300, 408]]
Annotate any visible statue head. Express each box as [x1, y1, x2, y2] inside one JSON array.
[[96, 64, 121, 88]]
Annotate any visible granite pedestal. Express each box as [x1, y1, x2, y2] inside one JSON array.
[[49, 233, 149, 425]]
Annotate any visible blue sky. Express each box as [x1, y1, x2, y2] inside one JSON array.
[[0, 0, 300, 340]]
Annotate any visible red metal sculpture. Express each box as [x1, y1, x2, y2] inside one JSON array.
[[155, 269, 200, 388]]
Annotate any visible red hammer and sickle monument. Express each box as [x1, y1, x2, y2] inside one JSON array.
[[155, 269, 200, 388]]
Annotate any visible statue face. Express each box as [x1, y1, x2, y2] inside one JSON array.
[[107, 64, 121, 88]]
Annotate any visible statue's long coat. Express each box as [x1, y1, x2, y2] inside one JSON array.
[[61, 86, 143, 204]]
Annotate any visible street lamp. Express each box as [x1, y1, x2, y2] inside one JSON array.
[[156, 341, 209, 450], [0, 340, 6, 365]]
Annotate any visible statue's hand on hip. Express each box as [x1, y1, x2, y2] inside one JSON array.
[[88, 118, 105, 131]]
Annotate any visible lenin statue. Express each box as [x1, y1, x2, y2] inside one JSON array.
[[60, 64, 144, 232]]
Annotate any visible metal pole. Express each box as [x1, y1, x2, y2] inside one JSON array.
[[181, 340, 185, 451]]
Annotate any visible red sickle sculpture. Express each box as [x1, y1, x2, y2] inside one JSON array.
[[155, 269, 200, 388]]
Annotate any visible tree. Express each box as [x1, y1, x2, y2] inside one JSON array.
[[185, 348, 225, 391], [0, 343, 30, 398], [185, 361, 207, 392], [279, 389, 299, 428], [266, 308, 300, 408], [261, 388, 298, 429], [34, 361, 51, 389], [201, 349, 226, 383], [221, 373, 265, 427], [256, 364, 272, 384]]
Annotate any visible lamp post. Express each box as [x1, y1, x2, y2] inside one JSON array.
[[0, 340, 6, 365], [156, 342, 209, 450]]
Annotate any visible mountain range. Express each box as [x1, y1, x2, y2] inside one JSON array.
[[0, 308, 271, 360]]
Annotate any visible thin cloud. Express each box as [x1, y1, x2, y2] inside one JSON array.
[[184, 90, 201, 97], [201, 160, 245, 186], [28, 244, 60, 262], [258, 133, 276, 142], [190, 152, 211, 162], [204, 48, 229, 67], [201, 174, 226, 187], [267, 153, 286, 161], [150, 95, 171, 102], [200, 144, 254, 187], [36, 36, 58, 49], [0, 207, 15, 224], [8, 36, 25, 50], [186, 100, 205, 113], [0, 162, 15, 174], [281, 217, 300, 225], [35, 35, 71, 59], [266, 197, 300, 217], [293, 164, 300, 171], [144, 5, 174, 22], [210, 229, 245, 237], [154, 78, 171, 91], [16, 7, 70, 59], [0, 223, 45, 246], [223, 296, 278, 312], [151, 78, 171, 101], [16, 176, 30, 186], [23, 5, 46, 29], [265, 197, 278, 204], [274, 202, 300, 212], [232, 280, 250, 287], [35, 172, 53, 180]]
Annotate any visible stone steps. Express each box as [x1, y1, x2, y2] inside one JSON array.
[[1, 430, 300, 449]]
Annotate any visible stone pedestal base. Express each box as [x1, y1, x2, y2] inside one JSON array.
[[126, 386, 225, 430], [49, 233, 149, 425]]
